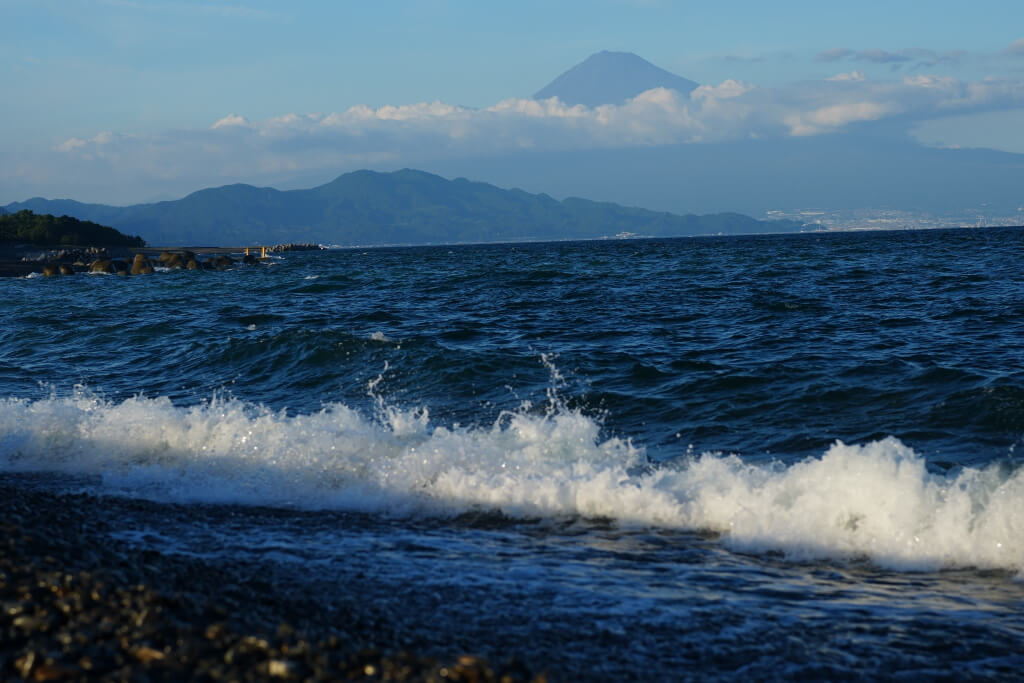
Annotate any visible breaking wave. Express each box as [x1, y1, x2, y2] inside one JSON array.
[[1, 386, 1021, 573]]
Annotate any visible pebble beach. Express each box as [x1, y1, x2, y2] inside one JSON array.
[[0, 475, 543, 682]]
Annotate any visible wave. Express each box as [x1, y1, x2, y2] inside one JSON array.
[[1, 387, 1021, 573]]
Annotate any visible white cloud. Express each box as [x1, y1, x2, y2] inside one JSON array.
[[691, 79, 753, 100], [827, 71, 866, 82], [786, 102, 893, 136], [211, 114, 249, 129], [1006, 38, 1024, 55], [54, 131, 119, 154], [487, 98, 589, 118], [55, 138, 87, 152]]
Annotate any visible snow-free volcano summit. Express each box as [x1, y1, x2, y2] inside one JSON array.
[[533, 50, 699, 106]]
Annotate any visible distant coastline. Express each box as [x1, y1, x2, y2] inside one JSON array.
[[2, 168, 806, 248]]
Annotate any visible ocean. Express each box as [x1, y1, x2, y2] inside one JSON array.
[[2, 227, 1023, 679]]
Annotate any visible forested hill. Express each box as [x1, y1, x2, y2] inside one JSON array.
[[5, 169, 803, 246], [0, 210, 145, 247]]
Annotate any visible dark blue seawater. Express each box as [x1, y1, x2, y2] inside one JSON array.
[[2, 227, 1024, 679]]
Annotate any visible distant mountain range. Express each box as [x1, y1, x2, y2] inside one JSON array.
[[4, 169, 804, 247], [534, 51, 698, 107]]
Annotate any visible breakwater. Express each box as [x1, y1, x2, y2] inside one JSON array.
[[4, 247, 279, 278], [4, 243, 326, 277]]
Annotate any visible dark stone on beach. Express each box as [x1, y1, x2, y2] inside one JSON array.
[[111, 259, 129, 275], [41, 264, 60, 277], [157, 251, 189, 269], [186, 258, 202, 270], [89, 260, 114, 274], [59, 264, 74, 275], [242, 254, 258, 265], [208, 255, 235, 270], [131, 254, 155, 275]]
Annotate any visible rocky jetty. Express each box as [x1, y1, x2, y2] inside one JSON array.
[[0, 476, 545, 682], [3, 243, 335, 278], [267, 243, 325, 253], [4, 248, 275, 277]]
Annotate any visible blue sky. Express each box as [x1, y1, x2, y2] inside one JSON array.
[[3, 0, 1024, 204]]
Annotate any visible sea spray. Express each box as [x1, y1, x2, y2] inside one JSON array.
[[663, 439, 1024, 571]]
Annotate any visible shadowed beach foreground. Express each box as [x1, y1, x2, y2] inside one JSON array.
[[0, 476, 544, 682]]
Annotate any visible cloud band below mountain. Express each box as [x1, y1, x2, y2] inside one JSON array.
[[6, 72, 1024, 204]]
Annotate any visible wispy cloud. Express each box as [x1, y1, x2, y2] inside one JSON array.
[[818, 48, 908, 65], [817, 47, 964, 70], [722, 55, 767, 64], [99, 0, 279, 20]]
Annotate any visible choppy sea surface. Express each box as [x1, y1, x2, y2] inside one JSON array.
[[2, 227, 1024, 679]]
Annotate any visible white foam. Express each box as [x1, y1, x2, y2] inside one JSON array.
[[1, 389, 1021, 572]]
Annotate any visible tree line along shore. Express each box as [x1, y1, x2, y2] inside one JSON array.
[[0, 210, 145, 249]]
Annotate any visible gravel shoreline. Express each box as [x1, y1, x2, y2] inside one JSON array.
[[0, 476, 545, 681]]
